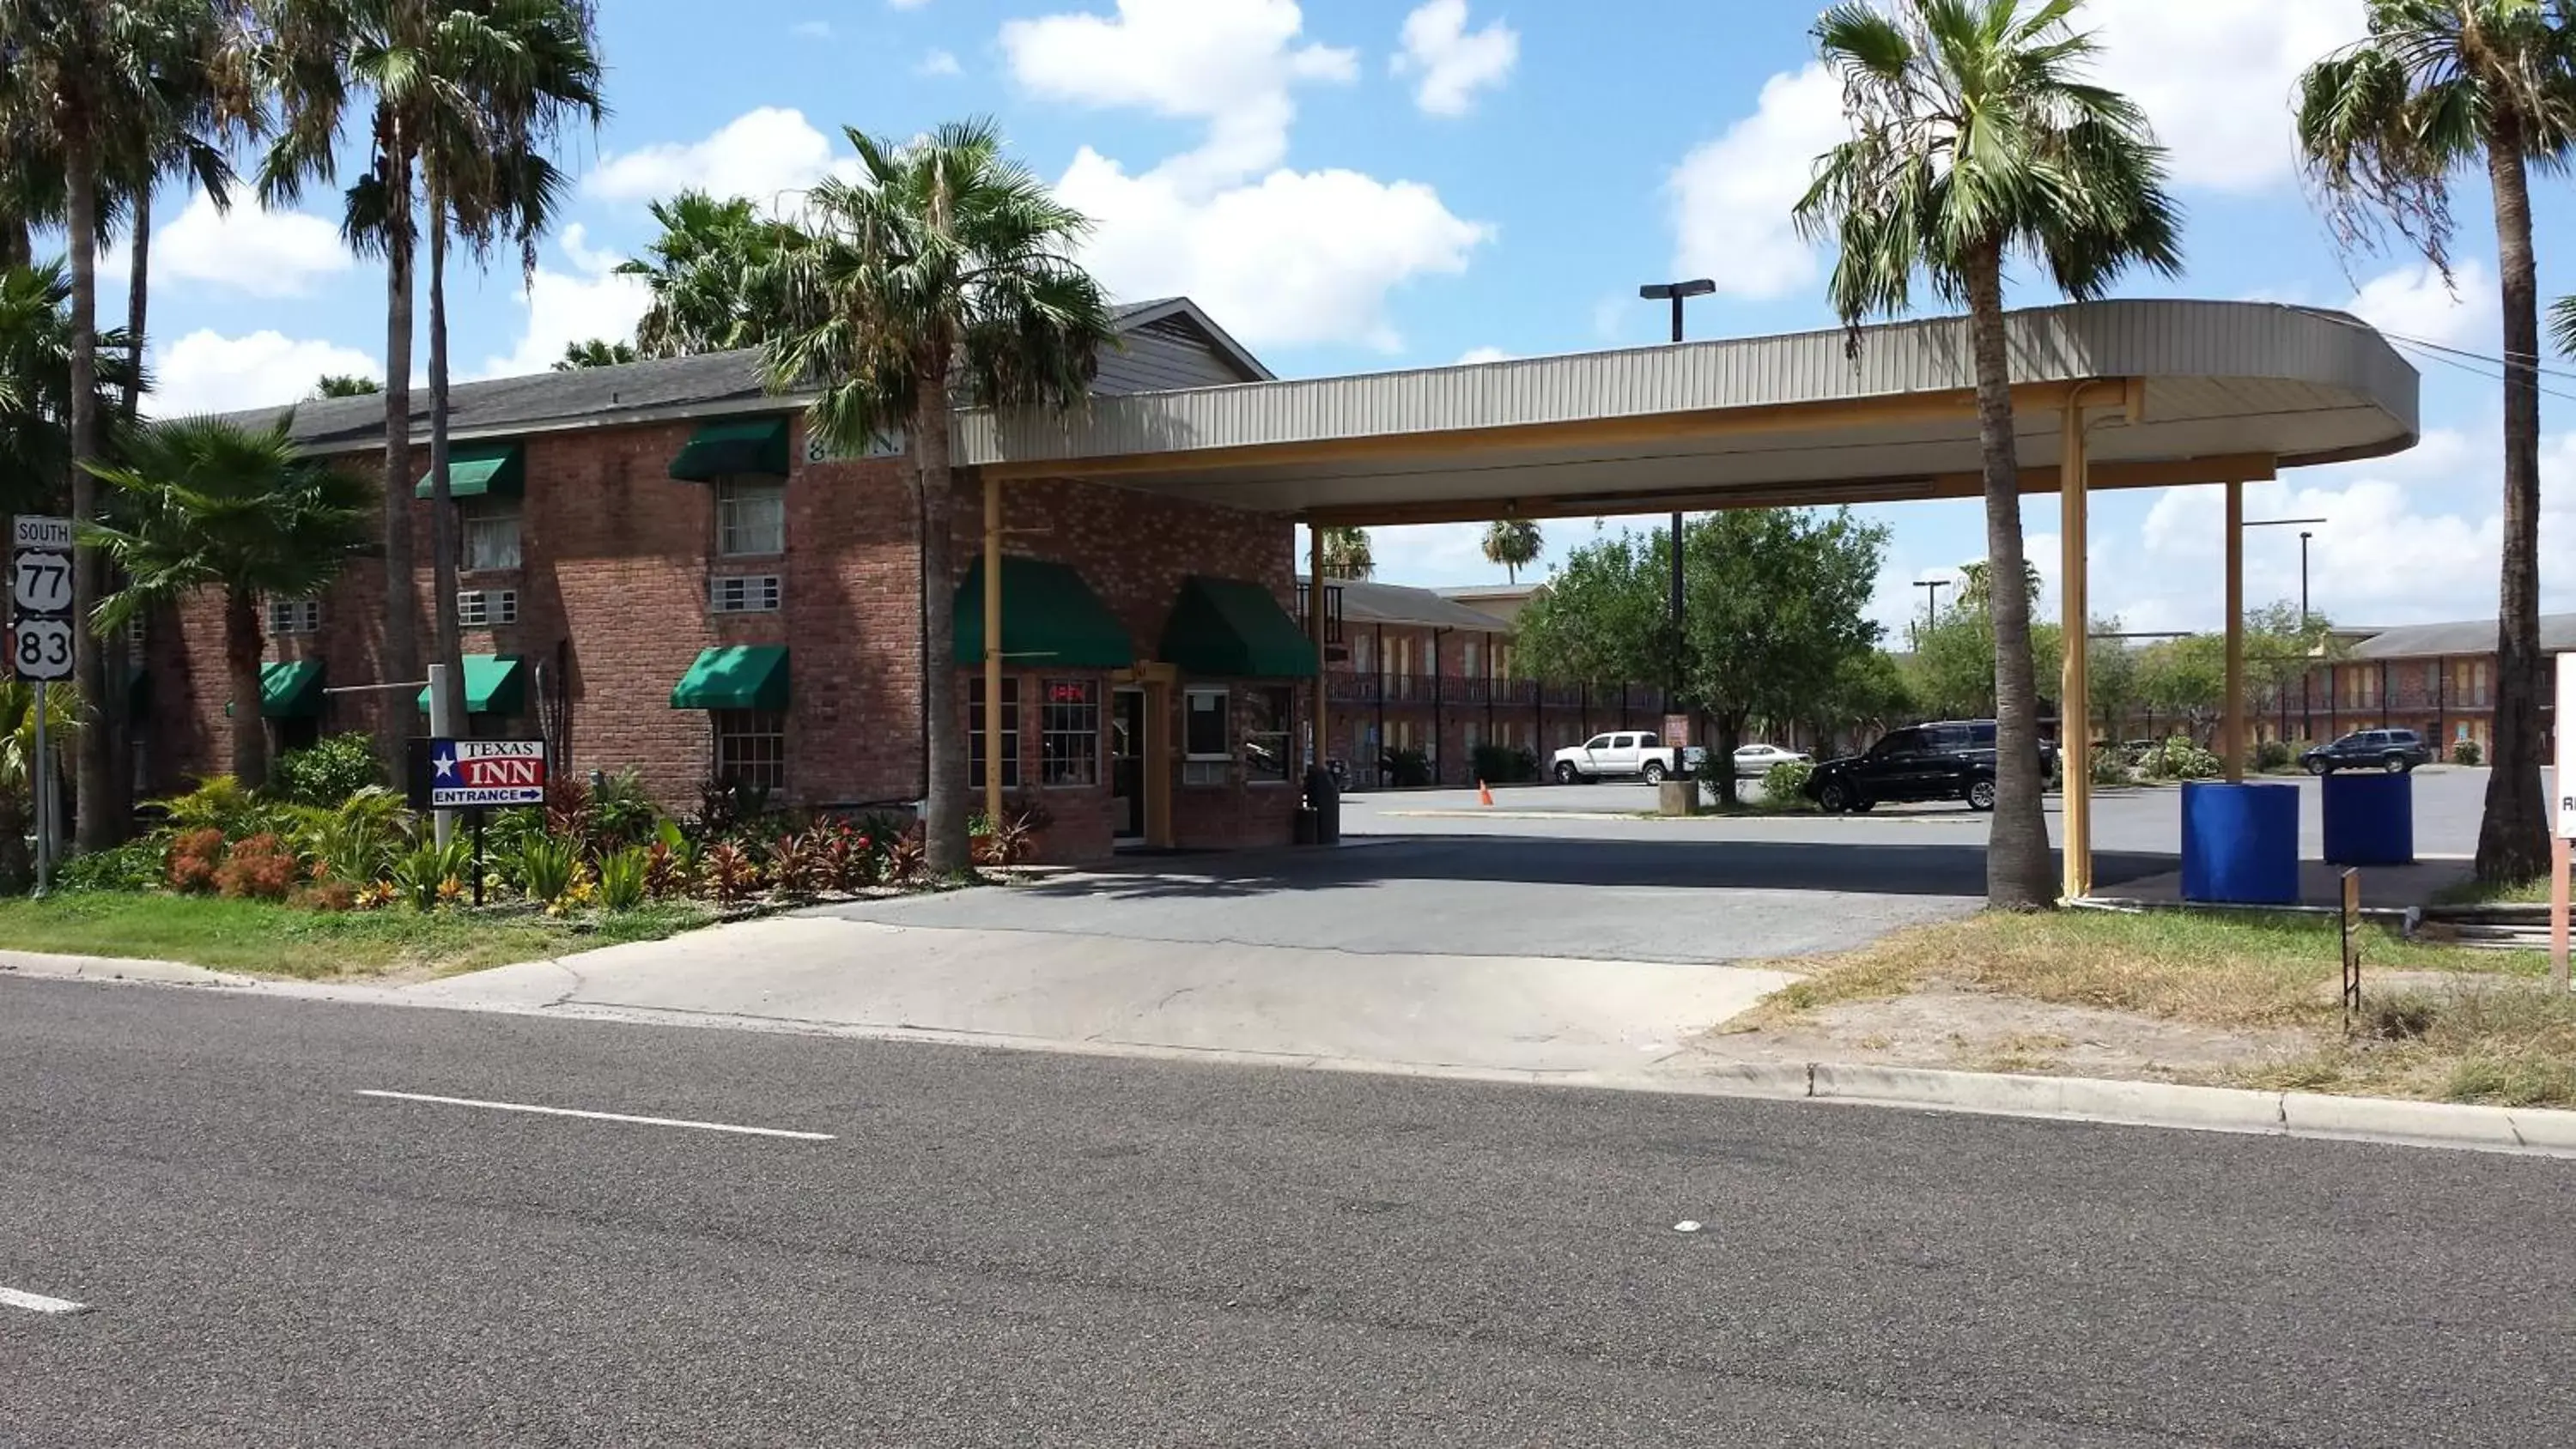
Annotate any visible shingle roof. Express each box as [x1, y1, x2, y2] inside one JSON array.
[[2348, 614, 2576, 660], [215, 297, 1261, 454], [1303, 576, 1510, 632]]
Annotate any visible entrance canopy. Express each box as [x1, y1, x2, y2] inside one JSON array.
[[959, 300, 2417, 525]]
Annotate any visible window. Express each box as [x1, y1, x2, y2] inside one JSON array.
[[1039, 678, 1100, 786], [1351, 632, 1372, 674], [718, 479, 786, 557], [1583, 734, 1612, 752], [1464, 640, 1482, 678], [456, 589, 519, 627], [710, 574, 783, 614], [462, 502, 521, 571], [970, 677, 1021, 790], [1184, 686, 1230, 786], [125, 614, 146, 650], [267, 597, 321, 635], [713, 710, 786, 793], [1245, 687, 1292, 783]]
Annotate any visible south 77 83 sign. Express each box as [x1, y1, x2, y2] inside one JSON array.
[[10, 513, 75, 682]]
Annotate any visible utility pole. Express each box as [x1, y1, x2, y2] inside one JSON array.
[[2245, 515, 2325, 743], [1914, 578, 1949, 648], [1639, 280, 1715, 743]]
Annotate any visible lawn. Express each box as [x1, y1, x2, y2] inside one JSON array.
[[1749, 909, 2576, 1108], [0, 894, 716, 980]]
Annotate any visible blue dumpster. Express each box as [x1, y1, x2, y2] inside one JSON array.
[[2180, 782, 2300, 905], [2322, 771, 2415, 867]]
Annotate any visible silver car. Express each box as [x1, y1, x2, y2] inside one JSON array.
[[1733, 743, 1813, 778]]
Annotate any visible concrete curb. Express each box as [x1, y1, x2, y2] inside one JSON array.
[[10, 949, 2576, 1159]]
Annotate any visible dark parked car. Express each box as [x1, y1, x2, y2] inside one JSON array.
[[1802, 720, 2054, 814], [2300, 729, 2433, 776]]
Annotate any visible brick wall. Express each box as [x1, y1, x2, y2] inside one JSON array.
[[153, 417, 1306, 861]]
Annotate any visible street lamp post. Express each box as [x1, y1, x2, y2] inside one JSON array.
[[2244, 515, 2327, 743], [1913, 578, 1949, 648], [1640, 280, 1716, 749]]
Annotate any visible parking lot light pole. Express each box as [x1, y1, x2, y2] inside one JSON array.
[[2245, 515, 2327, 743], [1640, 280, 1716, 761]]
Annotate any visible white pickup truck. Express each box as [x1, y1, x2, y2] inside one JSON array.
[[1551, 731, 1704, 785]]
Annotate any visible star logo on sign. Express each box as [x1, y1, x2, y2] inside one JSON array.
[[434, 750, 458, 781]]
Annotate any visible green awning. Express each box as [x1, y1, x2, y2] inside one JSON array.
[[261, 659, 325, 719], [414, 441, 526, 500], [669, 416, 792, 482], [954, 557, 1135, 670], [671, 646, 790, 711], [1159, 576, 1320, 680], [416, 654, 527, 715]]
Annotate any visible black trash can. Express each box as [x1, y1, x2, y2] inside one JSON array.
[[1303, 764, 1341, 846]]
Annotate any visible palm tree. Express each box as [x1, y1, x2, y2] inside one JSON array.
[[312, 373, 380, 398], [0, 681, 82, 892], [762, 118, 1116, 874], [553, 337, 635, 370], [1480, 518, 1543, 584], [82, 415, 374, 790], [620, 190, 803, 358], [2300, 3, 2576, 887], [1317, 526, 1376, 580], [262, 0, 602, 741], [1793, 0, 2183, 910], [0, 0, 261, 851], [0, 259, 138, 518]]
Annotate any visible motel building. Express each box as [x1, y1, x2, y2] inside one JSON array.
[[145, 296, 2419, 889]]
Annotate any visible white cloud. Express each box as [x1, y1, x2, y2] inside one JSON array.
[[1014, 0, 1486, 352], [1456, 346, 1510, 365], [792, 20, 832, 39], [919, 48, 962, 76], [1059, 154, 1487, 351], [149, 330, 379, 416], [1392, 0, 1518, 118], [586, 107, 849, 210], [2087, 0, 2369, 193], [1003, 0, 1357, 188], [122, 194, 352, 300], [2345, 259, 2499, 352], [476, 225, 652, 379], [1668, 64, 1844, 300], [890, 0, 929, 9]]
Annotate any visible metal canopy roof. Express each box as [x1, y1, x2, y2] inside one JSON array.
[[960, 300, 2420, 524]]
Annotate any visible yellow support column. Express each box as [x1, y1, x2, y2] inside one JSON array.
[[2060, 393, 2093, 903], [1309, 526, 1329, 781], [2223, 479, 2247, 784], [983, 473, 1005, 826]]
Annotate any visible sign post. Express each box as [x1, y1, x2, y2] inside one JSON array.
[[12, 515, 75, 896], [427, 737, 548, 910], [2553, 656, 2574, 993], [2339, 869, 2364, 1032]]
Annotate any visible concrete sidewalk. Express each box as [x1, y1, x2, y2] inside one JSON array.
[[402, 913, 1798, 1076]]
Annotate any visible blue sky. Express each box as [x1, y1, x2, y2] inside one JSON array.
[[102, 0, 2571, 640]]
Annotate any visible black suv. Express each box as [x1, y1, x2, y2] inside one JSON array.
[[1803, 720, 2052, 815], [2300, 729, 2433, 776]]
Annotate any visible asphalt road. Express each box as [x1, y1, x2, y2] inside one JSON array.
[[8, 977, 2574, 1447]]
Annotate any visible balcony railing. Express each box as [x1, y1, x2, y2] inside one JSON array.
[[1326, 670, 1675, 715]]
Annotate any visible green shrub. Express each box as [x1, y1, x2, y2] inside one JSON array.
[[271, 732, 386, 806], [589, 769, 664, 852], [2141, 736, 2221, 781], [2451, 739, 2484, 767], [597, 848, 650, 912], [2090, 748, 2134, 787], [2254, 737, 2293, 773], [1758, 759, 1814, 803], [390, 839, 473, 911], [160, 776, 281, 839], [301, 787, 410, 885], [1382, 747, 1432, 788], [517, 837, 580, 906], [57, 835, 170, 894]]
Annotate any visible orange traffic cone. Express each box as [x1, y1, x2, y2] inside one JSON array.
[[1479, 779, 1495, 807]]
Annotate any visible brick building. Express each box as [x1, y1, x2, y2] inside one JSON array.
[[2287, 614, 2573, 757], [146, 300, 1335, 861], [1309, 577, 1678, 785]]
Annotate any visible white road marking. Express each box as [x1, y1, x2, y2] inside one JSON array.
[[355, 1090, 835, 1141], [1, 1287, 88, 1315]]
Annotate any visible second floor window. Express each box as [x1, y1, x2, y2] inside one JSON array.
[[720, 479, 786, 557], [462, 502, 521, 571], [268, 597, 321, 635]]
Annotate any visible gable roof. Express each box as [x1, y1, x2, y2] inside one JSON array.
[[1304, 576, 1511, 632], [2348, 614, 2576, 660], [213, 297, 1271, 455]]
